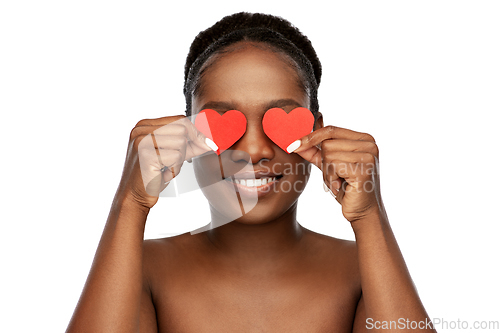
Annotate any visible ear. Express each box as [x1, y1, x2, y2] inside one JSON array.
[[314, 111, 324, 131]]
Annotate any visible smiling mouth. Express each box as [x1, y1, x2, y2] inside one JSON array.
[[224, 174, 283, 188], [231, 176, 281, 186]]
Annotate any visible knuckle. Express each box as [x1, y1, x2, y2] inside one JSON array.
[[321, 139, 334, 150], [372, 143, 380, 157], [324, 161, 336, 173], [197, 130, 206, 141], [178, 125, 188, 137], [130, 126, 145, 140], [325, 125, 336, 134], [136, 115, 186, 127], [172, 116, 189, 128], [171, 135, 187, 148], [302, 132, 314, 145], [170, 150, 184, 163], [361, 132, 376, 142], [134, 134, 150, 151], [361, 152, 376, 164], [366, 141, 379, 156]]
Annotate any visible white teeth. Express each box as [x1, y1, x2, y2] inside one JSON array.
[[232, 177, 279, 187]]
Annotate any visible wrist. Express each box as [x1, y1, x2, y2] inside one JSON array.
[[112, 188, 151, 217], [105, 193, 150, 236], [350, 208, 388, 236]]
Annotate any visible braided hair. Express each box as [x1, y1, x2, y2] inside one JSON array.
[[183, 12, 322, 117]]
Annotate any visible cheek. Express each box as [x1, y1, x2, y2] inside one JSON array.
[[293, 161, 311, 190], [193, 155, 221, 188], [278, 158, 311, 195]]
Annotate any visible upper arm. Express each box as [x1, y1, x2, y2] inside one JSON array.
[[140, 241, 158, 333], [352, 293, 368, 333]]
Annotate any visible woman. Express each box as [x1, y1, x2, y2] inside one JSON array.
[[67, 12, 435, 332]]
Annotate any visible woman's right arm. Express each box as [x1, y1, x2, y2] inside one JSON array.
[[66, 116, 211, 332]]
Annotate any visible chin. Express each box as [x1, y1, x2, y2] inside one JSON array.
[[225, 186, 306, 226]]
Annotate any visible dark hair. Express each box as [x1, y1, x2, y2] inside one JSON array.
[[183, 12, 322, 117]]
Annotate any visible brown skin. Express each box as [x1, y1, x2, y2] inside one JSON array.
[[66, 43, 435, 332]]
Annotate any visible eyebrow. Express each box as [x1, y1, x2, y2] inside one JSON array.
[[198, 101, 235, 112], [264, 99, 303, 111], [198, 99, 303, 113]]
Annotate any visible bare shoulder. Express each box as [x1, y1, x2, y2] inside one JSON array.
[[300, 225, 357, 255], [143, 232, 205, 263], [143, 232, 196, 252], [142, 232, 209, 280], [300, 226, 360, 279]]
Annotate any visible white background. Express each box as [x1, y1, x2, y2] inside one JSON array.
[[1, 1, 499, 332]]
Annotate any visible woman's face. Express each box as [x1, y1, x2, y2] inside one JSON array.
[[192, 42, 311, 225]]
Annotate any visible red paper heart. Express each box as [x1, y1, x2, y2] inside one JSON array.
[[194, 109, 247, 155], [262, 107, 315, 153]]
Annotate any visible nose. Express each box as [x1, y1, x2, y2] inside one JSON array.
[[229, 118, 275, 164]]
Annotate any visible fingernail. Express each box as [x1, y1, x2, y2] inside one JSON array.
[[205, 138, 218, 151], [286, 140, 301, 153]]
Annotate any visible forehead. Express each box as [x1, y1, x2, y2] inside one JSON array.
[[192, 43, 308, 113]]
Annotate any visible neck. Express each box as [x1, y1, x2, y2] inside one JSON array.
[[204, 202, 304, 271]]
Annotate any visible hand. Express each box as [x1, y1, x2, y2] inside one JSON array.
[[116, 115, 213, 210], [292, 125, 382, 223]]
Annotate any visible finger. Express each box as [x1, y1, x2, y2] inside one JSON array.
[[132, 123, 190, 138], [157, 147, 187, 170], [152, 135, 188, 177], [322, 164, 346, 205], [173, 117, 214, 152], [130, 119, 188, 145], [324, 174, 344, 192], [298, 140, 378, 168], [142, 134, 187, 170], [158, 149, 185, 183], [323, 151, 378, 166], [293, 126, 375, 153], [322, 161, 342, 186], [295, 145, 323, 170], [133, 116, 214, 152], [135, 115, 186, 127], [152, 134, 188, 152], [140, 140, 184, 173], [321, 139, 379, 157], [161, 162, 183, 184]]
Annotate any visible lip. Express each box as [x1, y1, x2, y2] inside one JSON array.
[[223, 174, 283, 198], [229, 170, 282, 179]]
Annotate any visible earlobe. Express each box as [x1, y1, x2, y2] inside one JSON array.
[[314, 112, 324, 131]]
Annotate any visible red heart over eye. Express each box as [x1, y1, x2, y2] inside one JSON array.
[[194, 109, 247, 155], [262, 107, 315, 153]]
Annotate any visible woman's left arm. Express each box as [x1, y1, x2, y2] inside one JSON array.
[[293, 125, 436, 333]]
